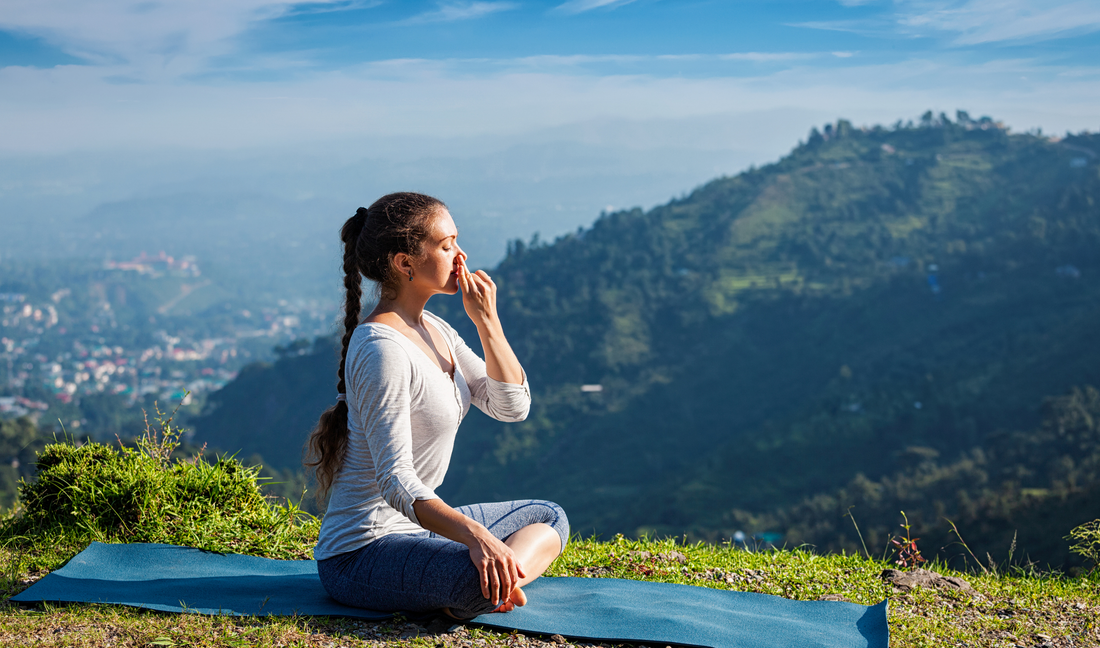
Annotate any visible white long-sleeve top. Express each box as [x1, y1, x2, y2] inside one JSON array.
[[312, 311, 531, 561]]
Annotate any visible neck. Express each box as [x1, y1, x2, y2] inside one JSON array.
[[372, 289, 430, 328]]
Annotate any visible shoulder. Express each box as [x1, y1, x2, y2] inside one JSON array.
[[347, 324, 415, 370], [423, 311, 462, 344]]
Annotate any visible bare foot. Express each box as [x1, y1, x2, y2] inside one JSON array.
[[509, 586, 527, 607], [492, 586, 527, 613], [441, 607, 465, 620], [443, 587, 528, 619]]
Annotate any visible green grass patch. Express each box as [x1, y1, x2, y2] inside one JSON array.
[[1, 421, 1098, 647], [0, 416, 319, 580], [2, 534, 1097, 647]]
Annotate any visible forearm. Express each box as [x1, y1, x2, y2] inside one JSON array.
[[413, 497, 524, 606], [412, 497, 492, 546], [476, 318, 525, 385]]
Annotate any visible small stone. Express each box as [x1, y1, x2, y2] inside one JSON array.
[[656, 551, 688, 564], [818, 594, 851, 602], [551, 634, 567, 644], [627, 551, 652, 561]]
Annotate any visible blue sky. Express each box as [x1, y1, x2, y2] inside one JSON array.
[[1, 1, 1099, 269], [2, 0, 1098, 152]]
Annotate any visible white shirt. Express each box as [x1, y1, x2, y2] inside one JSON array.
[[313, 311, 531, 561]]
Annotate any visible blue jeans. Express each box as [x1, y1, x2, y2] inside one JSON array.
[[317, 499, 569, 618]]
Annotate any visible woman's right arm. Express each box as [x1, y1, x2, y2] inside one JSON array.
[[412, 498, 525, 608]]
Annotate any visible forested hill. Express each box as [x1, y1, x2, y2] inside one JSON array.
[[193, 114, 1100, 568]]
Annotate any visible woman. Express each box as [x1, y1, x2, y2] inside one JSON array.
[[307, 192, 568, 620]]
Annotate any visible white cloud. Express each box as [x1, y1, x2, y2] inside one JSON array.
[[787, 19, 881, 35], [897, 0, 1100, 45], [553, 0, 637, 15], [802, 0, 1100, 44], [2, 53, 1097, 155], [400, 1, 518, 24], [466, 52, 826, 68], [0, 0, 351, 77], [283, 0, 382, 17], [719, 52, 819, 62]]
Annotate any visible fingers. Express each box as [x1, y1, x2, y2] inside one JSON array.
[[488, 560, 501, 605], [466, 273, 494, 299], [479, 562, 490, 600], [503, 559, 516, 605], [476, 552, 520, 607], [458, 259, 493, 292]]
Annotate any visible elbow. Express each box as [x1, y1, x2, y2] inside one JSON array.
[[490, 399, 530, 422], [379, 476, 419, 524]]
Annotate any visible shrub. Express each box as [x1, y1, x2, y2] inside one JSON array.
[[1067, 519, 1100, 571], [1, 420, 319, 561]]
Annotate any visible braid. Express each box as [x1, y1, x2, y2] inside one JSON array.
[[305, 207, 368, 504], [338, 208, 367, 397]]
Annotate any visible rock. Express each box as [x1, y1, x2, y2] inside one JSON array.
[[656, 551, 688, 564], [627, 551, 652, 561], [880, 568, 975, 593], [818, 594, 851, 602], [550, 634, 567, 644]]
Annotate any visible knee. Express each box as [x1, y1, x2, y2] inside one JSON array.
[[534, 500, 569, 551]]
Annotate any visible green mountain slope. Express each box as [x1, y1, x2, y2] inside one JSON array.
[[193, 116, 1100, 565]]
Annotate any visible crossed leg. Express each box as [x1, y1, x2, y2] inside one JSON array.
[[490, 521, 563, 612], [437, 500, 568, 618], [317, 500, 568, 620]]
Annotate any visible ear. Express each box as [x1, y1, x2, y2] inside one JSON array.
[[392, 252, 413, 276]]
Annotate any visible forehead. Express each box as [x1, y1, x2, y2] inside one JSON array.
[[432, 208, 458, 239]]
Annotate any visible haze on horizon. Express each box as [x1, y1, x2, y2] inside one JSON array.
[[2, 0, 1098, 297]]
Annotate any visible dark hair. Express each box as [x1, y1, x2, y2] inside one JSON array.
[[304, 192, 446, 502]]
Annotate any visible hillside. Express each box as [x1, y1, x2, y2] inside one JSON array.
[[192, 114, 1100, 567]]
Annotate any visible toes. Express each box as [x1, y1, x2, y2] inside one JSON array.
[[511, 587, 528, 607]]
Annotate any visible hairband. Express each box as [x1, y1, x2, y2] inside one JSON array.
[[336, 393, 346, 403]]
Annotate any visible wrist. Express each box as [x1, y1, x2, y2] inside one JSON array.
[[459, 521, 493, 546], [475, 317, 503, 337]]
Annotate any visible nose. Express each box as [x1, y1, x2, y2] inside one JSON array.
[[456, 246, 467, 263]]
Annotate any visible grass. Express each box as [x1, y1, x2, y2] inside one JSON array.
[[2, 535, 1097, 648], [0, 421, 1098, 647]]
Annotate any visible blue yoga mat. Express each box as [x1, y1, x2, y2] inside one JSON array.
[[13, 542, 889, 648]]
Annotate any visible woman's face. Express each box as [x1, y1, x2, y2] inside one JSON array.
[[412, 208, 466, 295]]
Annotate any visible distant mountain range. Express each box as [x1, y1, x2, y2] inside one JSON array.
[[193, 115, 1100, 568]]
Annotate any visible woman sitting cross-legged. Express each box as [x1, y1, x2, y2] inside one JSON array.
[[307, 191, 568, 619]]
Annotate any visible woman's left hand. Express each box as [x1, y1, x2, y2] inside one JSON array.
[[458, 257, 499, 330]]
